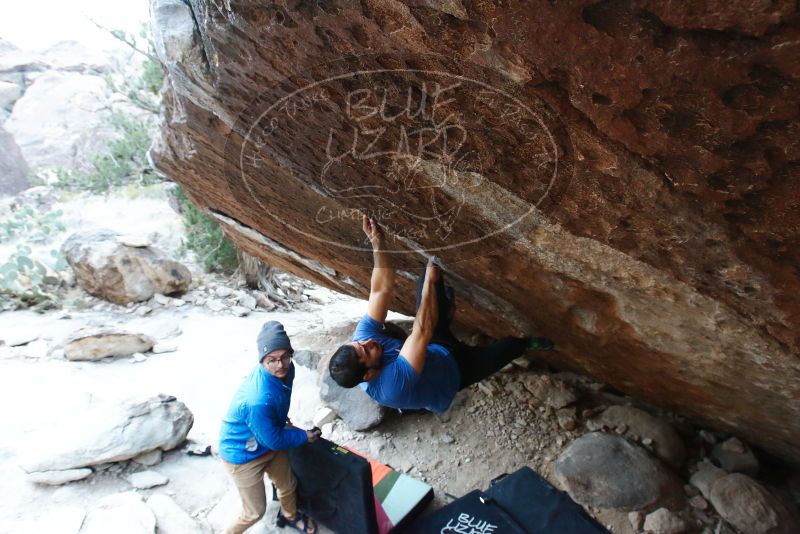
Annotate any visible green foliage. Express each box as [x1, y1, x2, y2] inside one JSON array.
[[175, 186, 239, 274], [103, 56, 163, 115], [0, 206, 65, 243], [0, 207, 68, 310], [141, 57, 165, 96], [56, 112, 161, 193], [55, 22, 165, 194], [0, 244, 66, 311], [105, 24, 163, 114]]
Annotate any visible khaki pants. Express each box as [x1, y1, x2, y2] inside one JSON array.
[[221, 450, 298, 534]]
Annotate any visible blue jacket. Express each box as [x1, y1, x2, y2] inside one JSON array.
[[219, 364, 307, 464]]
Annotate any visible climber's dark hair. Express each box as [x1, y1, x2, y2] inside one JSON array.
[[329, 344, 366, 389]]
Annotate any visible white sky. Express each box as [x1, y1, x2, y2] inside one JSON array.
[[0, 0, 150, 52]]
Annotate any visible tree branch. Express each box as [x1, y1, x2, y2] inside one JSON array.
[[88, 18, 161, 64]]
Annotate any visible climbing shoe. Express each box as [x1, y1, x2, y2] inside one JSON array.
[[527, 336, 554, 351]]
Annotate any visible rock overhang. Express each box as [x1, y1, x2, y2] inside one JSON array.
[[149, 0, 800, 462]]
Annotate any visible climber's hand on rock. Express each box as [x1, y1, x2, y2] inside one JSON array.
[[426, 257, 440, 283], [363, 215, 383, 247]]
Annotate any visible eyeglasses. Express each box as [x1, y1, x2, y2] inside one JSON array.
[[263, 353, 292, 366]]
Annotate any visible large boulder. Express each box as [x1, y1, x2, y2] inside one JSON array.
[[597, 405, 686, 468], [149, 0, 800, 463], [292, 318, 361, 356], [317, 353, 385, 431], [62, 229, 191, 304], [20, 394, 193, 474], [63, 328, 155, 361], [39, 40, 117, 73], [0, 124, 29, 195], [0, 39, 47, 77], [4, 70, 113, 170], [708, 473, 800, 534], [553, 432, 683, 511]]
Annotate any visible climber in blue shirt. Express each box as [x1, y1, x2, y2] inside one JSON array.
[[219, 321, 319, 534], [328, 216, 553, 414]]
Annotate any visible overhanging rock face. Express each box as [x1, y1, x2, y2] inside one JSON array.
[[149, 0, 800, 462]]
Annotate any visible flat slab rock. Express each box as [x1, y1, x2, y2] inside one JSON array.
[[20, 394, 193, 474], [127, 470, 169, 489], [553, 432, 683, 511], [63, 328, 155, 361], [28, 467, 92, 485], [2, 329, 39, 347], [80, 492, 156, 534], [146, 494, 205, 534]]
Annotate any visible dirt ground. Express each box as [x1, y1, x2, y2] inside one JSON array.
[[1, 293, 627, 533]]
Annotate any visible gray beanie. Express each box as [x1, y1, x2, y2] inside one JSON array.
[[256, 321, 293, 362]]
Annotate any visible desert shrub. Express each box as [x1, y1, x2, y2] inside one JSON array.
[[0, 206, 69, 310], [54, 26, 164, 194], [55, 111, 160, 193], [175, 186, 239, 274], [0, 206, 65, 243]]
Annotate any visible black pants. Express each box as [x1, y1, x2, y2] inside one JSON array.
[[415, 267, 528, 391]]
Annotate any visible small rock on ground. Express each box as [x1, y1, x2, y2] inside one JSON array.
[[127, 470, 169, 489], [711, 437, 759, 476], [152, 342, 178, 354], [313, 407, 338, 428], [28, 468, 93, 485], [690, 460, 727, 500], [133, 449, 163, 467], [230, 306, 250, 317], [643, 508, 686, 534], [708, 473, 800, 534], [628, 511, 644, 530]]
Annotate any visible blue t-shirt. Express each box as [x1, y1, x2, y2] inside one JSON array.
[[353, 315, 460, 413]]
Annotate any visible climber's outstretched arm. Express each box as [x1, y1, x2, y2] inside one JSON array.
[[364, 215, 394, 323], [399, 258, 439, 374]]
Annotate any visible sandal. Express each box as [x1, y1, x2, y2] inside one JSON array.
[[276, 509, 318, 534], [186, 445, 212, 457]]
